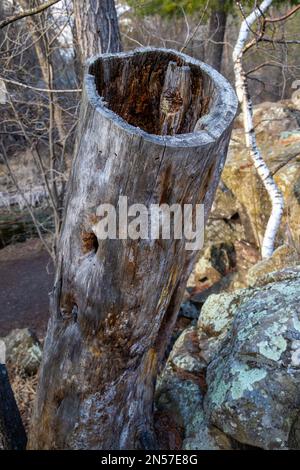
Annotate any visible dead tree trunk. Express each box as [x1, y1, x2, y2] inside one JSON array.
[[28, 48, 237, 450], [0, 364, 27, 450]]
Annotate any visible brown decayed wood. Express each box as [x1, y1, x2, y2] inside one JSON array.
[[28, 48, 237, 450]]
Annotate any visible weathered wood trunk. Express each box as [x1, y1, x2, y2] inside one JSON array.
[[28, 48, 237, 450], [0, 364, 27, 450], [74, 0, 122, 65]]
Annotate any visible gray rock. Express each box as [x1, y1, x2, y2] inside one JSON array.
[[204, 267, 300, 449], [178, 301, 200, 320], [155, 327, 233, 450], [2, 328, 42, 376], [247, 245, 300, 287], [197, 288, 250, 365]]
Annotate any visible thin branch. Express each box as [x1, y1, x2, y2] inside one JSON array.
[[121, 33, 144, 47], [265, 4, 300, 23], [181, 0, 210, 52], [259, 37, 300, 45], [0, 0, 61, 30], [32, 143, 60, 222], [241, 1, 300, 54], [0, 76, 81, 93], [271, 147, 300, 176], [245, 61, 281, 76]]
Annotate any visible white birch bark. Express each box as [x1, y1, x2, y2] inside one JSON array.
[[233, 0, 284, 259]]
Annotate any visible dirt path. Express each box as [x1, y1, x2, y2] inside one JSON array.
[[0, 239, 53, 338]]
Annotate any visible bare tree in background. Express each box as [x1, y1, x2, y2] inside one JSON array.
[[206, 0, 227, 72], [0, 0, 79, 260], [0, 0, 123, 260], [74, 0, 122, 67]]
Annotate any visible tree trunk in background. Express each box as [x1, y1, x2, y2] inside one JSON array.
[[18, 0, 67, 143], [0, 2, 5, 45], [0, 364, 27, 450], [206, 1, 227, 72], [28, 48, 237, 450], [74, 0, 122, 66]]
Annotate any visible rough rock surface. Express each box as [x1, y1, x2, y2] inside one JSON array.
[[205, 267, 300, 449], [160, 267, 300, 450], [247, 244, 300, 286], [155, 327, 233, 450], [1, 328, 42, 376], [187, 100, 300, 299], [223, 101, 300, 249], [165, 100, 300, 449]]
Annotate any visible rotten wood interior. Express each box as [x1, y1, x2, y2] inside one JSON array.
[[28, 48, 237, 450], [89, 50, 212, 135]]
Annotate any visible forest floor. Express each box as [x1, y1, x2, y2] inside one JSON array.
[[0, 238, 53, 338], [0, 238, 53, 430]]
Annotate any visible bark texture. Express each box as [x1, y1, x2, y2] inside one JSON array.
[[233, 0, 284, 258], [28, 48, 237, 450], [0, 364, 27, 450], [74, 0, 122, 64], [206, 1, 227, 73]]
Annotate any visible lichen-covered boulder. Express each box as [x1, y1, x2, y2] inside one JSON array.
[[155, 327, 233, 450], [197, 289, 249, 365], [247, 244, 300, 286], [204, 267, 300, 449], [187, 183, 251, 294], [1, 328, 42, 376]]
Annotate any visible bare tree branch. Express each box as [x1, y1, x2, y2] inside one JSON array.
[[0, 0, 61, 30], [259, 37, 300, 45], [265, 5, 300, 23], [0, 76, 81, 93]]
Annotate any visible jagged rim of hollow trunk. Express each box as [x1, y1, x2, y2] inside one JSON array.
[[85, 47, 237, 147]]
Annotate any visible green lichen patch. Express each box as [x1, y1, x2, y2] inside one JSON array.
[[230, 363, 267, 400], [257, 323, 288, 362]]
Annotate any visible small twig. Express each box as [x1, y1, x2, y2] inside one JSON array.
[[180, 6, 190, 50], [271, 148, 300, 176], [121, 33, 144, 47], [32, 143, 59, 220]]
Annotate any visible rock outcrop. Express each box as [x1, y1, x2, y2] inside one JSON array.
[[223, 102, 300, 250], [187, 100, 300, 299], [155, 327, 233, 450], [157, 267, 300, 450], [1, 328, 42, 376]]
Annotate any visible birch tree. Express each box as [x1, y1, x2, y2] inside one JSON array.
[[233, 0, 284, 259]]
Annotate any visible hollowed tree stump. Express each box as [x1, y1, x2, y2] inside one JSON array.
[[29, 48, 237, 450]]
